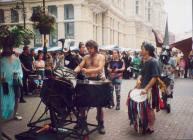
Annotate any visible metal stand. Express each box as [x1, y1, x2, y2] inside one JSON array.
[[16, 99, 98, 140]]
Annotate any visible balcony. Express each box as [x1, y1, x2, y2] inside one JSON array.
[[87, 0, 110, 14]]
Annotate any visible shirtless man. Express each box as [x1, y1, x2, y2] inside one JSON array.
[[74, 40, 106, 134]]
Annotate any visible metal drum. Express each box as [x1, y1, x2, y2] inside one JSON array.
[[40, 77, 75, 115], [75, 79, 112, 107]]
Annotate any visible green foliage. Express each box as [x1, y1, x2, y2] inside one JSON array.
[[31, 6, 56, 34], [0, 25, 34, 48]]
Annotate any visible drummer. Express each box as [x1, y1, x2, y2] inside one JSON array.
[[136, 43, 160, 134], [74, 40, 106, 134]]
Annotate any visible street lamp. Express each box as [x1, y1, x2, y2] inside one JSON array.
[[13, 0, 26, 29], [42, 0, 47, 59]]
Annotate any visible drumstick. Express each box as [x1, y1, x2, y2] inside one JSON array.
[[78, 64, 83, 70], [36, 124, 50, 133]]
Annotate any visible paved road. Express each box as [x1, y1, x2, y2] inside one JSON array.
[[3, 79, 193, 140]]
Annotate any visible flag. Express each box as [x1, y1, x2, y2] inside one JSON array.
[[163, 18, 169, 46], [152, 29, 163, 47]]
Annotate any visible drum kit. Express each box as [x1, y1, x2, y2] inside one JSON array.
[[15, 66, 112, 140]]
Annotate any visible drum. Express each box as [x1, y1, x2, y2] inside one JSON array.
[[129, 89, 147, 103], [127, 89, 149, 133], [53, 66, 77, 79], [75, 79, 112, 107], [40, 77, 75, 115]]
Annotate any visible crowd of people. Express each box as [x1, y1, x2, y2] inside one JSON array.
[[0, 39, 193, 137]]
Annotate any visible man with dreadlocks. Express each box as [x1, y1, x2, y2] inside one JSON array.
[[74, 40, 106, 134], [134, 43, 161, 134]]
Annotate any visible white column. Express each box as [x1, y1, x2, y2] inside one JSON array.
[[192, 0, 193, 50], [74, 4, 93, 43], [103, 12, 111, 45], [74, 3, 82, 42], [57, 5, 65, 39]]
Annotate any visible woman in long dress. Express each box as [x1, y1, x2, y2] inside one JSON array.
[[0, 41, 23, 120]]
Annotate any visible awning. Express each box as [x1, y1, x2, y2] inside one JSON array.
[[170, 37, 192, 58], [99, 45, 119, 50]]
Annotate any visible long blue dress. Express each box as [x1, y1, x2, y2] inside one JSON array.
[[0, 55, 23, 119]]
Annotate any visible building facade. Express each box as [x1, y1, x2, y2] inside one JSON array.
[[0, 0, 166, 49]]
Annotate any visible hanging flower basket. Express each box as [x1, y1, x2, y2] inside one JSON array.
[[38, 25, 51, 34], [31, 6, 56, 35], [0, 25, 34, 48]]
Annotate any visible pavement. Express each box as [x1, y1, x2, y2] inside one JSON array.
[[2, 78, 193, 140]]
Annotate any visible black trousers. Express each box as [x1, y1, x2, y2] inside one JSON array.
[[22, 72, 29, 95]]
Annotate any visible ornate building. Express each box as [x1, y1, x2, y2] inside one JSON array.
[[0, 0, 166, 49]]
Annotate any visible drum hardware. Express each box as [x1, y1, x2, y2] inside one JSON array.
[[1, 132, 12, 140], [16, 76, 110, 140]]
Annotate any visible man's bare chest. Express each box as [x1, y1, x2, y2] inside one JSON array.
[[85, 56, 100, 68]]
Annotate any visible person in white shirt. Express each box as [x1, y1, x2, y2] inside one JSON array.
[[34, 53, 45, 87]]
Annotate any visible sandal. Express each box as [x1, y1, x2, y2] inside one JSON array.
[[14, 113, 22, 120]]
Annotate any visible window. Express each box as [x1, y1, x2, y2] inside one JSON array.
[[64, 4, 74, 20], [49, 24, 58, 46], [64, 4, 74, 38], [32, 7, 42, 47], [135, 0, 139, 15], [48, 5, 57, 18], [65, 22, 74, 39], [148, 2, 151, 22], [0, 9, 4, 23], [48, 5, 58, 46], [11, 9, 19, 23], [33, 28, 42, 47]]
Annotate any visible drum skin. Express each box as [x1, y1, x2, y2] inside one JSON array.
[[75, 81, 112, 107], [129, 89, 147, 103]]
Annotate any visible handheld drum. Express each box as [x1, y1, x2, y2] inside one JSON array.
[[129, 89, 147, 103], [127, 89, 149, 133]]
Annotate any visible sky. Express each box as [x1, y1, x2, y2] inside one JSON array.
[[164, 0, 192, 35]]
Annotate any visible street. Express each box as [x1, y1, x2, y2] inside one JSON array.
[[3, 79, 193, 140]]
